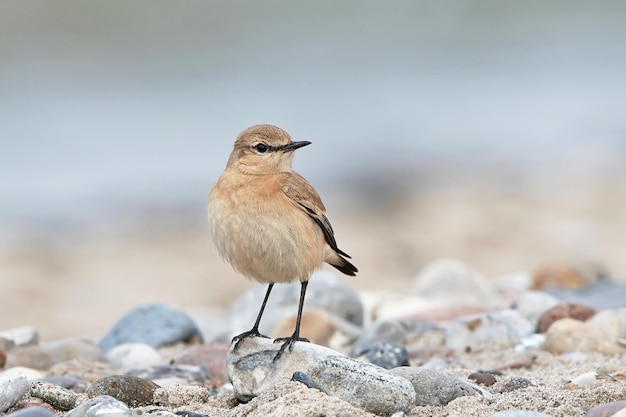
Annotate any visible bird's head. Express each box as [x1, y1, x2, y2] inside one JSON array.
[[227, 124, 311, 175]]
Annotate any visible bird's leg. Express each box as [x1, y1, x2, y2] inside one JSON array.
[[232, 283, 274, 351], [273, 281, 310, 361]]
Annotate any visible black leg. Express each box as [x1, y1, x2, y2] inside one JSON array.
[[273, 281, 310, 361], [232, 283, 274, 350]]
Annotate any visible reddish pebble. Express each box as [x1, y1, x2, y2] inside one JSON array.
[[537, 302, 596, 333]]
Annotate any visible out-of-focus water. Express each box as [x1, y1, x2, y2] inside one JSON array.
[[1, 1, 625, 234]]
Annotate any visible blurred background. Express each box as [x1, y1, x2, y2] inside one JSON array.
[[1, 1, 625, 340]]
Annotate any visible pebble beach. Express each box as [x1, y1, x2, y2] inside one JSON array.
[[2, 176, 626, 417]]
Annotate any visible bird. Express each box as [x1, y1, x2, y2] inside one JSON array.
[[207, 124, 357, 360]]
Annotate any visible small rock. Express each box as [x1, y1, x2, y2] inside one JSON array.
[[491, 411, 552, 417], [99, 304, 203, 353], [290, 371, 316, 388], [586, 308, 626, 339], [468, 372, 497, 386], [547, 281, 626, 310], [566, 371, 596, 388], [1, 367, 46, 381], [513, 291, 561, 328], [499, 377, 533, 393], [514, 334, 546, 351], [584, 400, 626, 417], [230, 271, 364, 336], [445, 309, 534, 352], [6, 338, 102, 370], [349, 319, 408, 357], [153, 385, 211, 408], [543, 318, 625, 354], [390, 367, 487, 406], [228, 337, 415, 415], [106, 343, 163, 372], [412, 259, 506, 310], [0, 373, 29, 412], [5, 407, 57, 417], [356, 341, 409, 369], [126, 364, 211, 387], [86, 375, 159, 407], [65, 395, 135, 417], [30, 380, 79, 411], [174, 344, 228, 384], [536, 302, 596, 333], [532, 262, 594, 290], [0, 328, 39, 350]]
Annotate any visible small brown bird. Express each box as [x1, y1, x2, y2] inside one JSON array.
[[208, 124, 357, 359]]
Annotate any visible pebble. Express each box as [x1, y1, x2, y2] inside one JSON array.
[[126, 364, 212, 387], [536, 302, 596, 333], [98, 304, 203, 354], [412, 258, 506, 310], [513, 291, 561, 328], [290, 371, 316, 389], [65, 395, 135, 417], [174, 344, 229, 384], [586, 308, 626, 339], [356, 341, 409, 369], [0, 367, 46, 381], [390, 366, 490, 406], [547, 281, 626, 310], [532, 262, 594, 290], [348, 319, 408, 357], [543, 318, 625, 355], [468, 372, 497, 386], [499, 377, 533, 393], [230, 271, 364, 336], [0, 327, 39, 350], [86, 375, 159, 407], [445, 309, 534, 352], [29, 380, 79, 411], [584, 400, 626, 417], [6, 338, 102, 370], [0, 373, 29, 412], [227, 336, 415, 415], [106, 343, 163, 372], [5, 407, 57, 417], [566, 371, 597, 387]]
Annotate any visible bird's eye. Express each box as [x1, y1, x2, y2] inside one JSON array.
[[253, 143, 269, 153]]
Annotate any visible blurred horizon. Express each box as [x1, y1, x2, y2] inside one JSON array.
[[2, 0, 625, 238]]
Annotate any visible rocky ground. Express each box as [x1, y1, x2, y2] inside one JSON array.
[[2, 178, 626, 416]]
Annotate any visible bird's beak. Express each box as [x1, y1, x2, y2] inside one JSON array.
[[280, 141, 311, 153]]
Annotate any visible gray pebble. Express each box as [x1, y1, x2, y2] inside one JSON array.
[[99, 304, 203, 353], [349, 319, 407, 357], [291, 371, 316, 389], [0, 373, 29, 412], [65, 395, 135, 417], [390, 367, 486, 406], [30, 380, 79, 411], [5, 407, 57, 417], [358, 341, 410, 369], [445, 309, 534, 352], [228, 336, 415, 416], [86, 375, 159, 407]]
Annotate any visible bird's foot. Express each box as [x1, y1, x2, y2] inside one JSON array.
[[272, 335, 310, 362], [231, 328, 269, 351]]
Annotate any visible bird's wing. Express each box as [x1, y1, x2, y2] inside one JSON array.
[[280, 172, 350, 258]]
